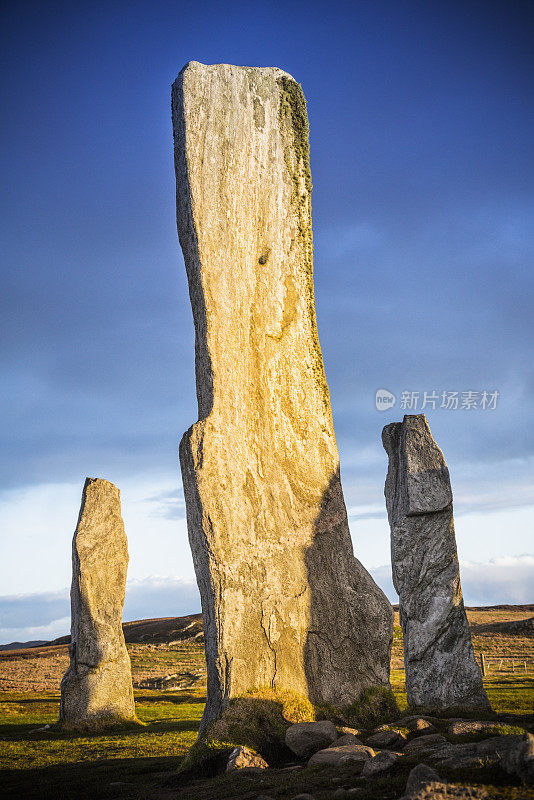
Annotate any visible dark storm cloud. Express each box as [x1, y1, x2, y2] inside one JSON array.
[[0, 0, 533, 515]]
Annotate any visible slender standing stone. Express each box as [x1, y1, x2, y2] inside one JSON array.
[[59, 478, 136, 728], [382, 415, 490, 711], [172, 61, 393, 730]]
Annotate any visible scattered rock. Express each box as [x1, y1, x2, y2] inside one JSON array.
[[446, 719, 498, 736], [173, 60, 394, 731], [334, 733, 363, 747], [361, 750, 398, 776], [501, 732, 534, 782], [29, 723, 51, 733], [292, 795, 316, 800], [332, 790, 348, 800], [59, 478, 136, 728], [338, 726, 363, 737], [226, 745, 268, 771], [433, 734, 533, 773], [365, 728, 406, 748], [396, 716, 436, 733], [399, 782, 488, 799], [405, 763, 441, 795], [382, 415, 491, 713], [286, 721, 338, 758], [403, 734, 449, 755], [135, 671, 202, 690], [308, 745, 375, 767]]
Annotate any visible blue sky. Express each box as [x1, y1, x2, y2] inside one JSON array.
[[1, 0, 533, 643]]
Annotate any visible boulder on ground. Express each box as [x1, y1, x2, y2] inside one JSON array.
[[405, 763, 441, 795], [396, 716, 436, 733], [366, 728, 407, 748], [433, 734, 533, 774], [361, 749, 398, 776], [446, 720, 498, 736], [226, 745, 268, 771], [334, 732, 363, 747], [308, 744, 375, 767], [285, 720, 338, 757], [399, 782, 488, 799], [501, 732, 534, 782], [402, 734, 449, 755]]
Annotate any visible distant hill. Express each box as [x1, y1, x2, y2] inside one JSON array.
[[0, 640, 48, 652], [2, 605, 532, 652], [47, 613, 204, 647]]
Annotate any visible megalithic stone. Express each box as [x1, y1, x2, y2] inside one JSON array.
[[172, 61, 393, 730], [382, 415, 490, 711], [59, 478, 136, 728]]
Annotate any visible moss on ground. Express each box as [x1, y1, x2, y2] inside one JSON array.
[[343, 685, 400, 729]]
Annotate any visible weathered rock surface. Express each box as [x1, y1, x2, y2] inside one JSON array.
[[396, 716, 436, 733], [334, 732, 363, 747], [382, 415, 490, 712], [501, 732, 534, 782], [405, 763, 441, 795], [431, 734, 532, 773], [402, 734, 449, 755], [286, 721, 338, 758], [59, 478, 135, 727], [308, 744, 375, 767], [226, 745, 268, 771], [399, 782, 488, 800], [446, 720, 498, 737], [361, 749, 398, 776], [366, 728, 407, 748], [172, 60, 393, 731]]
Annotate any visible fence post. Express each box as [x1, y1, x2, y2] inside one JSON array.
[[480, 652, 486, 677]]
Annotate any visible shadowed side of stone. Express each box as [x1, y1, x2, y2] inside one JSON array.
[[382, 414, 490, 712], [59, 478, 136, 728], [172, 61, 393, 732]]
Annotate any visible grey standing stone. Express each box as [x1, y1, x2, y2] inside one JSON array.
[[59, 478, 135, 728], [172, 61, 393, 732], [382, 415, 490, 712]]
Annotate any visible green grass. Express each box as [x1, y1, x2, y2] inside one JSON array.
[[390, 670, 534, 720], [1, 674, 533, 800], [0, 689, 204, 799]]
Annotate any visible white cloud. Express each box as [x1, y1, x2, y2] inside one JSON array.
[[371, 555, 534, 606], [1, 557, 531, 645], [458, 554, 534, 605], [0, 616, 71, 646], [0, 576, 200, 645]]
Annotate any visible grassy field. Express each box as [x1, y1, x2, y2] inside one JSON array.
[[0, 608, 532, 799]]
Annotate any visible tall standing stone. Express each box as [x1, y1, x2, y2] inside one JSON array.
[[382, 415, 490, 711], [172, 61, 393, 730], [59, 478, 136, 728]]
